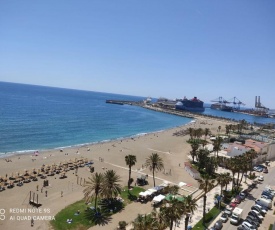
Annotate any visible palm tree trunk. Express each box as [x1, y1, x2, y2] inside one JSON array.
[[94, 193, 98, 211], [203, 195, 206, 224], [153, 167, 156, 187], [185, 215, 189, 230], [170, 219, 173, 230], [128, 166, 131, 190]]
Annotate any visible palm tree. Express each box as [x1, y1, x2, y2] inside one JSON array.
[[187, 127, 195, 140], [125, 155, 137, 190], [245, 149, 258, 175], [151, 210, 168, 230], [83, 172, 104, 211], [183, 195, 198, 230], [213, 136, 223, 158], [198, 174, 216, 225], [204, 128, 211, 141], [160, 198, 184, 230], [131, 214, 154, 230], [144, 153, 164, 187], [216, 173, 228, 197], [223, 172, 232, 191], [189, 140, 199, 163], [102, 169, 122, 199]]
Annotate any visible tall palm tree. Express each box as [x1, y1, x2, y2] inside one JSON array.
[[216, 173, 228, 197], [160, 198, 184, 230], [102, 169, 122, 199], [183, 195, 198, 230], [245, 149, 258, 175], [204, 128, 211, 141], [151, 210, 168, 230], [187, 127, 195, 140], [189, 140, 199, 163], [223, 172, 232, 191], [125, 155, 137, 190], [83, 172, 104, 211], [198, 174, 216, 225], [144, 153, 164, 187], [213, 136, 223, 158]]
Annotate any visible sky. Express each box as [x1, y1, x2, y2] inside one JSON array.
[[0, 0, 274, 108]]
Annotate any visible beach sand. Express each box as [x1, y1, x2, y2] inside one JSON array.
[[0, 116, 229, 230]]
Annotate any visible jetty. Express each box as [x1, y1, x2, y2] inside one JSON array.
[[106, 100, 140, 106]]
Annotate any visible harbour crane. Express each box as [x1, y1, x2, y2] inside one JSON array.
[[211, 96, 231, 105], [228, 97, 245, 110]]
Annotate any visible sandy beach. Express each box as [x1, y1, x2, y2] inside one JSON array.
[[0, 116, 229, 230]]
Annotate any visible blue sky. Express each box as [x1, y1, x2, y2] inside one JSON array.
[[0, 0, 274, 108]]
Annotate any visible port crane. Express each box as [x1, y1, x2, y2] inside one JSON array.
[[255, 96, 269, 114], [228, 97, 245, 110], [211, 96, 231, 105]]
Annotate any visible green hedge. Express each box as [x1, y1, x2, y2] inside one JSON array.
[[192, 207, 221, 229]]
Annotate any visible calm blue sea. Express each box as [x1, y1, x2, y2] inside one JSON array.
[[0, 82, 193, 155], [0, 82, 274, 156]]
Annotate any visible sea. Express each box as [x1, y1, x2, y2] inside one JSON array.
[[0, 82, 274, 157]]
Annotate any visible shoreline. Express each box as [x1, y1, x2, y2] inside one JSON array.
[[0, 119, 195, 159]]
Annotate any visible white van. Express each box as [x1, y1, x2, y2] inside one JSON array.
[[255, 197, 272, 209]]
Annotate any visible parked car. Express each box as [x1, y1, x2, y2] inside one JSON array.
[[261, 194, 272, 200], [262, 190, 274, 197], [252, 205, 267, 215], [261, 192, 273, 200], [249, 210, 264, 220], [224, 205, 233, 216], [230, 201, 238, 208], [256, 167, 263, 172], [247, 212, 262, 222], [263, 168, 268, 173], [254, 203, 268, 212], [246, 215, 261, 226], [242, 221, 257, 230], [246, 215, 261, 225], [258, 176, 264, 181], [235, 195, 242, 204], [239, 192, 246, 200], [245, 218, 260, 227], [214, 220, 223, 230], [219, 212, 228, 223]]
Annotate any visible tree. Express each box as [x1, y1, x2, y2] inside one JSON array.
[[144, 153, 164, 187], [198, 174, 216, 225], [183, 195, 198, 230], [151, 210, 168, 230], [131, 214, 154, 230], [213, 136, 223, 158], [189, 140, 199, 163], [83, 172, 104, 211], [125, 155, 137, 190], [197, 149, 210, 171], [205, 157, 218, 175], [102, 169, 122, 199], [245, 149, 258, 176], [160, 198, 184, 230]]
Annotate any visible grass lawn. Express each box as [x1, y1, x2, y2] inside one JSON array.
[[120, 186, 145, 204], [51, 186, 145, 230], [192, 207, 221, 229], [50, 199, 94, 230], [269, 224, 273, 230]]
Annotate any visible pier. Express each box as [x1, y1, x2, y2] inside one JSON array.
[[106, 100, 141, 106]]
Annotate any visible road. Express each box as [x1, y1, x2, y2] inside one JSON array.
[[216, 165, 274, 230]]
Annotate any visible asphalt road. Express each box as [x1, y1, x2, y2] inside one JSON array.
[[217, 165, 275, 230]]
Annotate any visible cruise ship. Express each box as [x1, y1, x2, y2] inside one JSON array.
[[175, 97, 205, 112]]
